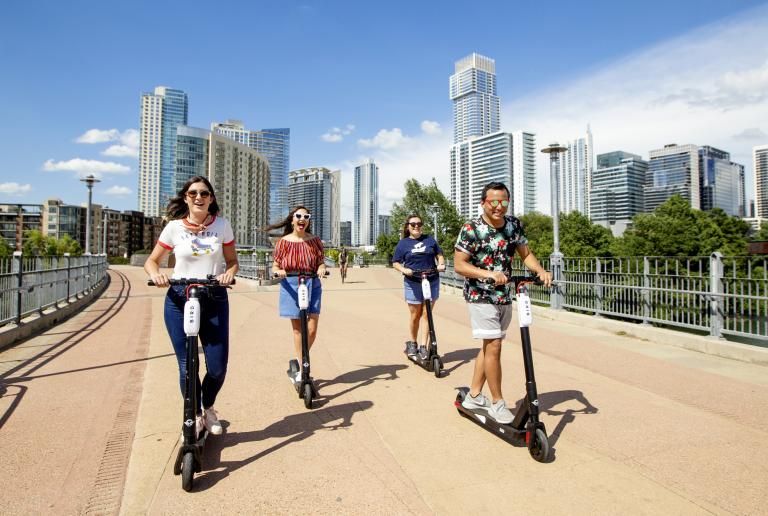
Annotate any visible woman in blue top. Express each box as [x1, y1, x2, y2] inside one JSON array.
[[391, 214, 446, 357]]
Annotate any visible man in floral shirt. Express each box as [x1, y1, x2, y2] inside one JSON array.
[[454, 181, 552, 424]]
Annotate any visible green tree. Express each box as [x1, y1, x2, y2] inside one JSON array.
[[750, 223, 768, 242], [55, 234, 82, 256], [519, 212, 553, 258], [22, 230, 57, 256], [559, 211, 614, 257], [381, 178, 463, 259], [0, 238, 13, 259]]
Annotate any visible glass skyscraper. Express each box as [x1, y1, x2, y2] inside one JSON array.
[[449, 53, 500, 144], [755, 145, 768, 219], [138, 86, 188, 217], [354, 160, 379, 246], [699, 146, 745, 217], [212, 120, 290, 224], [590, 151, 647, 235], [558, 127, 594, 216], [645, 144, 700, 212], [287, 167, 340, 245]]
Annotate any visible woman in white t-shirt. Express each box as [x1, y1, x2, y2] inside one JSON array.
[[145, 176, 239, 436]]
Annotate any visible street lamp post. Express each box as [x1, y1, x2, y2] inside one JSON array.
[[80, 174, 101, 255], [431, 203, 439, 238], [541, 143, 567, 309]]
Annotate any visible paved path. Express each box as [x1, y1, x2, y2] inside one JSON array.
[[1, 265, 767, 515]]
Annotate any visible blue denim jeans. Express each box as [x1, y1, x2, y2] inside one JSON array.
[[164, 285, 229, 412]]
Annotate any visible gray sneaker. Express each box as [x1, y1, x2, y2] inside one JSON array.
[[461, 391, 490, 411], [488, 399, 514, 424], [404, 341, 417, 356]]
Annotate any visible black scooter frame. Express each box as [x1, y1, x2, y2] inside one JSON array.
[[405, 270, 443, 377]]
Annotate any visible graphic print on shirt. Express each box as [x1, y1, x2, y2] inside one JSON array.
[[190, 237, 214, 256], [412, 242, 426, 254]]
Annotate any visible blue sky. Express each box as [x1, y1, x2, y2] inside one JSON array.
[[2, 0, 767, 218]]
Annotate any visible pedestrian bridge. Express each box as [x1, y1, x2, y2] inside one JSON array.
[[1, 266, 766, 514]]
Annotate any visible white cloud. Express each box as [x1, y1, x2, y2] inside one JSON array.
[[42, 158, 131, 178], [358, 128, 411, 150], [321, 124, 355, 143], [76, 128, 120, 143], [0, 182, 32, 195], [103, 145, 139, 158], [421, 120, 442, 135], [733, 127, 767, 140], [105, 185, 132, 196]]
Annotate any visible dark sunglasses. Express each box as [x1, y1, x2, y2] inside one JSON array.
[[294, 213, 312, 220], [186, 189, 211, 199], [408, 222, 423, 228]]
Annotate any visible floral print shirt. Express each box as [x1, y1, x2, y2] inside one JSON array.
[[454, 215, 528, 304]]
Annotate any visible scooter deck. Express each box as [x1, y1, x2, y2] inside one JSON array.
[[454, 389, 525, 446]]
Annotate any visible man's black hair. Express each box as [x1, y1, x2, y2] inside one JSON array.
[[481, 181, 510, 201]]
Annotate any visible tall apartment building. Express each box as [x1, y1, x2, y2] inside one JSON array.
[[287, 167, 341, 245], [699, 146, 745, 217], [138, 86, 188, 217], [448, 53, 536, 219], [354, 160, 379, 246], [0, 204, 43, 251], [175, 126, 271, 247], [590, 151, 647, 236], [754, 144, 768, 219], [378, 214, 392, 237], [558, 127, 594, 216], [339, 221, 352, 246], [645, 143, 700, 212], [212, 120, 290, 224]]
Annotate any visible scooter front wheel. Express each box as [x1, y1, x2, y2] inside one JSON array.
[[529, 428, 550, 463], [303, 383, 313, 409], [433, 357, 441, 378], [181, 451, 195, 491]]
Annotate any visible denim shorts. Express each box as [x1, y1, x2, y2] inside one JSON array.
[[279, 276, 322, 318], [404, 277, 440, 305]]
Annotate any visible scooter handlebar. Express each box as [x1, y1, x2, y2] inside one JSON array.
[[274, 270, 330, 279], [147, 275, 235, 287], [482, 274, 543, 286], [405, 268, 439, 278]]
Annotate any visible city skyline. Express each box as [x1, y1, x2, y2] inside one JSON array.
[[2, 1, 767, 222]]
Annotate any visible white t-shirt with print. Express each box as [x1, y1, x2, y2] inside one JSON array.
[[158, 216, 235, 279]]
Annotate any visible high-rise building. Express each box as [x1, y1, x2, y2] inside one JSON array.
[[448, 53, 535, 219], [450, 53, 500, 144], [378, 214, 392, 237], [558, 126, 594, 216], [754, 144, 768, 219], [590, 151, 647, 236], [699, 146, 745, 217], [339, 221, 352, 247], [0, 204, 43, 251], [175, 126, 271, 247], [287, 167, 341, 245], [645, 143, 700, 212], [212, 120, 290, 225], [450, 131, 537, 219], [138, 86, 188, 217], [354, 160, 379, 246]]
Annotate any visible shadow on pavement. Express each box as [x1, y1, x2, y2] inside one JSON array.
[[440, 348, 477, 376], [194, 400, 374, 491], [312, 363, 407, 407]]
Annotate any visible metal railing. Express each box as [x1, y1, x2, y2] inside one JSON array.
[[443, 253, 768, 341], [0, 253, 109, 327]]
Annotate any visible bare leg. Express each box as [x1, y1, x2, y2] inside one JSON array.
[[407, 303, 423, 342], [469, 338, 503, 401]]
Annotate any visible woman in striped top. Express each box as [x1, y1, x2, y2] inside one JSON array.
[[269, 206, 328, 380]]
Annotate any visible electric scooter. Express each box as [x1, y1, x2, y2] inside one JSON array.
[[278, 270, 329, 409], [147, 275, 233, 491], [455, 275, 550, 462], [404, 269, 443, 377]]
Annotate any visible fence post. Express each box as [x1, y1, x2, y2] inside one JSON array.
[[549, 252, 564, 309], [710, 252, 724, 339], [13, 251, 22, 324], [35, 255, 43, 315], [594, 257, 603, 316], [64, 253, 71, 302], [642, 256, 651, 325]]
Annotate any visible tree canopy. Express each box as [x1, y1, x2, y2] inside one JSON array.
[[21, 230, 82, 257]]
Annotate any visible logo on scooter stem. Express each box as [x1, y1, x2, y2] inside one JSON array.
[[184, 418, 195, 427]]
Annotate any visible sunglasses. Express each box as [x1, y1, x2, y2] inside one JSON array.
[[294, 213, 312, 220], [408, 222, 423, 228], [186, 190, 211, 199], [485, 199, 510, 208]]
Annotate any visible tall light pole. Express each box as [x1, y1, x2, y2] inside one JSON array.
[[80, 174, 100, 254], [431, 203, 439, 238], [541, 143, 567, 309]]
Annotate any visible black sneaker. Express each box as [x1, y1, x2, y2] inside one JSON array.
[[404, 341, 417, 356], [418, 345, 428, 359]]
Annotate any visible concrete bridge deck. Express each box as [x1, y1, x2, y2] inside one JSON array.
[[1, 265, 767, 515]]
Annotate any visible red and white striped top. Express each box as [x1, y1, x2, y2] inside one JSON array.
[[273, 236, 324, 272]]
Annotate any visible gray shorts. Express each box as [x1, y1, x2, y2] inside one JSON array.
[[467, 303, 513, 340]]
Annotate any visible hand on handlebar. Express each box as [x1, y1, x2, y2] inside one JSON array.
[[149, 273, 170, 287], [273, 269, 287, 279], [537, 270, 554, 288], [216, 271, 236, 286], [437, 263, 446, 272], [318, 266, 330, 278], [402, 267, 414, 277], [486, 271, 509, 285]]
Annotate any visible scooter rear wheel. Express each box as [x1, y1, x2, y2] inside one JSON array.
[[433, 357, 441, 378], [181, 451, 194, 491], [303, 383, 313, 409], [529, 428, 549, 463]]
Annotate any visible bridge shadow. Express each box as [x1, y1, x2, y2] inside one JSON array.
[[193, 400, 373, 491], [312, 363, 407, 408], [512, 389, 598, 461]]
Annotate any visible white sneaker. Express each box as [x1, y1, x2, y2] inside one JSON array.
[[461, 391, 490, 411], [203, 407, 223, 435], [488, 399, 514, 424], [293, 369, 302, 383]]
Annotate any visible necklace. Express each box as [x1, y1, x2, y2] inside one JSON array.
[[184, 214, 211, 233]]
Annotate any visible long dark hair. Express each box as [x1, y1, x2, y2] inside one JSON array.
[[401, 213, 423, 239], [165, 176, 220, 220], [266, 205, 312, 237]]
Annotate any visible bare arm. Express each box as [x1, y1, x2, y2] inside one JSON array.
[[217, 244, 239, 286], [516, 244, 553, 287], [144, 243, 171, 287], [453, 250, 508, 285]]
